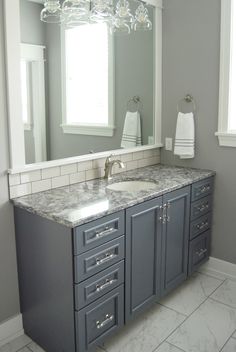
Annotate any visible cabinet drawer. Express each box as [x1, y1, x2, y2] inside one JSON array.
[[188, 231, 210, 275], [190, 213, 211, 240], [74, 236, 125, 283], [191, 177, 214, 202], [75, 261, 124, 310], [76, 285, 124, 352], [73, 211, 125, 255], [191, 195, 212, 220]]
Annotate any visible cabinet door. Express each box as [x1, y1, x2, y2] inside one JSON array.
[[161, 186, 190, 296], [125, 197, 162, 322]]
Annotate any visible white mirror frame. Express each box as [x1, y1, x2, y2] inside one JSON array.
[[4, 0, 163, 173]]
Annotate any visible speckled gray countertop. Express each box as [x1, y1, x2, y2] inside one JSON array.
[[12, 165, 215, 228]]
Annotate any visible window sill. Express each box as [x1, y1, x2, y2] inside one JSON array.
[[215, 131, 236, 147], [61, 124, 115, 137]]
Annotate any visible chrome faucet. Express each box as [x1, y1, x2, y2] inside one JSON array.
[[104, 155, 125, 180]]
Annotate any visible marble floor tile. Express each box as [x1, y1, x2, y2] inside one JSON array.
[[221, 338, 236, 352], [0, 335, 31, 352], [210, 280, 236, 308], [103, 304, 185, 352], [233, 330, 236, 339], [167, 298, 236, 352], [160, 272, 223, 315], [154, 341, 184, 352], [18, 348, 31, 352]]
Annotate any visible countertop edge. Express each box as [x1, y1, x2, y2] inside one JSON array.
[[12, 170, 215, 228]]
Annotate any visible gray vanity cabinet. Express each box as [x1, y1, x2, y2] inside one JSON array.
[[14, 175, 214, 352], [125, 197, 162, 321], [161, 187, 190, 296], [125, 186, 190, 321]]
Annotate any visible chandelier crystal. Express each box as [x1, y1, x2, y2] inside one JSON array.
[[40, 0, 152, 33]]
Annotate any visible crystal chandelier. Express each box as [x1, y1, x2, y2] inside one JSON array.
[[40, 0, 152, 33]]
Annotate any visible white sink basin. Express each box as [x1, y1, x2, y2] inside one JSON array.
[[106, 180, 158, 192]]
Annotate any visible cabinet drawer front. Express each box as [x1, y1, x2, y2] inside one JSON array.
[[188, 231, 210, 275], [74, 236, 125, 283], [191, 195, 212, 220], [73, 211, 125, 255], [191, 177, 214, 202], [190, 213, 211, 240], [75, 261, 124, 310], [76, 285, 124, 352]]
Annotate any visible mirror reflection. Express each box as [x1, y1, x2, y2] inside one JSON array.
[[20, 0, 155, 164]]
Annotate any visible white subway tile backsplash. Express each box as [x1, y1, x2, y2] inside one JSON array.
[[20, 170, 41, 184], [10, 183, 31, 198], [8, 148, 160, 198], [126, 160, 138, 171], [32, 179, 52, 194], [138, 156, 160, 168], [86, 168, 104, 181], [92, 158, 106, 169], [60, 163, 77, 175], [120, 153, 132, 162], [42, 167, 60, 179], [69, 171, 86, 185], [9, 173, 20, 186], [132, 151, 144, 160], [52, 175, 70, 189], [78, 160, 93, 172]]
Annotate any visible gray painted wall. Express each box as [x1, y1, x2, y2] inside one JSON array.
[[161, 0, 236, 264], [0, 1, 20, 323]]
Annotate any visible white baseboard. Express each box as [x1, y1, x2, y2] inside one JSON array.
[[0, 314, 24, 347], [199, 256, 236, 281]]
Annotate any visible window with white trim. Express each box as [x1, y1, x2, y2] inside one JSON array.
[[216, 0, 236, 146], [61, 23, 114, 137], [21, 60, 32, 130]]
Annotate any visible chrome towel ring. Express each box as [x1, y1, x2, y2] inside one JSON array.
[[177, 94, 196, 113], [127, 96, 143, 112]]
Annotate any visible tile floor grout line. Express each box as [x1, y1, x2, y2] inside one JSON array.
[[219, 329, 236, 352], [165, 341, 186, 352], [157, 275, 227, 318], [155, 278, 228, 352], [208, 296, 236, 310], [196, 270, 226, 282], [157, 302, 188, 318]]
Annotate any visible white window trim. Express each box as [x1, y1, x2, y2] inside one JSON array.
[[60, 25, 115, 137], [216, 0, 236, 147]]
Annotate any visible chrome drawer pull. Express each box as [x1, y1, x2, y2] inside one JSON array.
[[96, 314, 114, 329], [197, 202, 209, 212], [196, 221, 209, 230], [95, 227, 114, 239], [95, 252, 115, 266], [96, 278, 115, 292], [196, 248, 207, 257]]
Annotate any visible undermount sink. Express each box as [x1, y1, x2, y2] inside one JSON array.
[[106, 180, 158, 192]]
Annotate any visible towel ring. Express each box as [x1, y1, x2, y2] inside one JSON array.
[[127, 96, 143, 112], [177, 94, 196, 113]]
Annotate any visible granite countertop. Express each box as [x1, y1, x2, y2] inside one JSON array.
[[12, 165, 215, 228]]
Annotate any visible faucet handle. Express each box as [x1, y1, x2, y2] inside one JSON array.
[[105, 154, 114, 164]]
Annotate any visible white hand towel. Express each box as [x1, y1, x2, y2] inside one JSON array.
[[121, 111, 142, 148], [174, 112, 195, 159]]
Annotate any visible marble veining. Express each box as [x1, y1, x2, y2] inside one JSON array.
[[12, 164, 215, 228]]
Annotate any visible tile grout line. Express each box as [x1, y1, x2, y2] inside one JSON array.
[[166, 341, 186, 352], [219, 329, 236, 351], [152, 278, 228, 352], [208, 296, 236, 310], [196, 270, 226, 282]]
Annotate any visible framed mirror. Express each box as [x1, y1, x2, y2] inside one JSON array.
[[4, 0, 162, 171]]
